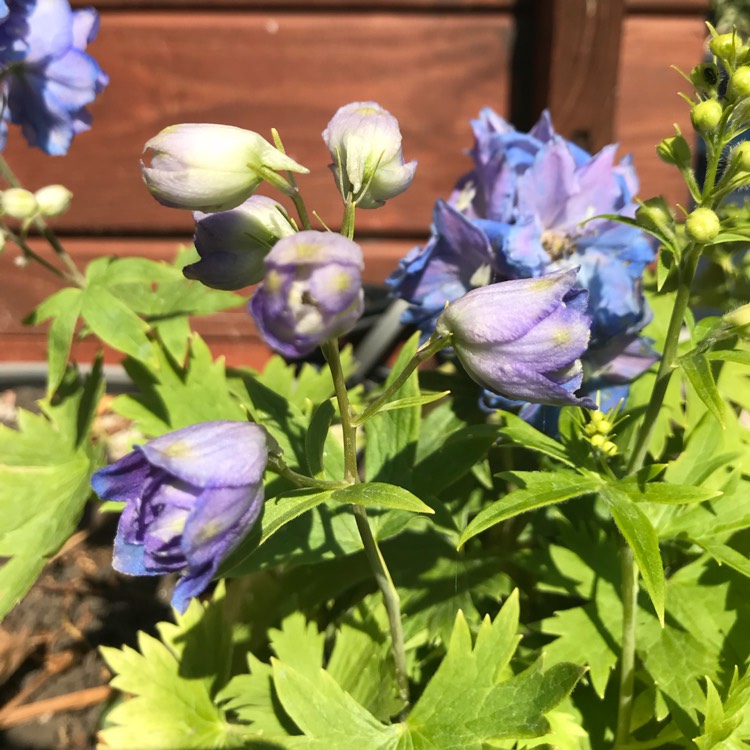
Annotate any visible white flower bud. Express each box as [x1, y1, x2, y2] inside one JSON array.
[[34, 184, 73, 217], [2, 188, 38, 220]]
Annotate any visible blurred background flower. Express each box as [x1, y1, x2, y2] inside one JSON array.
[[0, 0, 108, 155], [389, 109, 658, 419]]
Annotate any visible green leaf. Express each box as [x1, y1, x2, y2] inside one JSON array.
[[600, 484, 665, 624], [707, 349, 750, 366], [305, 399, 343, 480], [657, 246, 675, 291], [113, 335, 245, 436], [0, 366, 102, 619], [459, 470, 600, 547], [365, 333, 421, 487], [617, 478, 722, 504], [405, 591, 585, 748], [413, 424, 501, 497], [221, 489, 333, 576], [27, 287, 84, 395], [367, 390, 450, 417], [81, 281, 155, 363], [496, 411, 574, 466], [100, 596, 244, 749], [681, 353, 726, 428], [331, 482, 434, 514], [694, 539, 750, 579]]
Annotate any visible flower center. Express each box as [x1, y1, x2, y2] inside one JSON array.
[[540, 229, 576, 261]]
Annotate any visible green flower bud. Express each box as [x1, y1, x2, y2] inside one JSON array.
[[710, 32, 738, 60], [34, 184, 73, 218], [691, 100, 724, 133], [685, 207, 720, 243], [635, 197, 675, 238], [730, 66, 750, 99], [601, 441, 618, 457], [690, 62, 721, 94], [656, 134, 691, 166], [1, 188, 38, 220], [730, 142, 750, 175]]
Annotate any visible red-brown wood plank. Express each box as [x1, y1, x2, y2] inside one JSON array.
[[73, 1, 512, 7], [616, 15, 706, 206], [0, 237, 418, 366], [4, 11, 513, 236]]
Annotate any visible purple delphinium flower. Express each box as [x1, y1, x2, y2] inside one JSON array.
[[323, 101, 417, 209], [436, 269, 596, 409], [0, 0, 108, 155], [184, 195, 296, 290], [389, 108, 657, 413], [249, 230, 364, 358], [91, 421, 270, 613]]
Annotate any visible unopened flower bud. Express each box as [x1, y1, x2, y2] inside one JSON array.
[[691, 100, 724, 134], [690, 63, 721, 95], [732, 142, 750, 172], [656, 134, 691, 167], [601, 440, 618, 457], [1, 188, 38, 219], [591, 434, 606, 448], [635, 197, 675, 238], [141, 124, 309, 212], [185, 196, 296, 290], [685, 207, 720, 243], [710, 33, 738, 61], [322, 101, 417, 209], [730, 67, 750, 100], [34, 185, 72, 217], [249, 231, 364, 358], [435, 269, 595, 408]]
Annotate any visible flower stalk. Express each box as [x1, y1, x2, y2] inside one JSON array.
[[321, 338, 410, 707]]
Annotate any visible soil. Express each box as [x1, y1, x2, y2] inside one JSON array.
[[0, 387, 172, 750]]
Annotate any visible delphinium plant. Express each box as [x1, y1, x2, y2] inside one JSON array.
[[3, 3, 750, 745]]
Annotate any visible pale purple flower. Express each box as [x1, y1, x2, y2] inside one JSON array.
[[436, 269, 595, 408], [91, 421, 270, 613], [249, 230, 364, 358], [184, 195, 296, 290], [323, 101, 416, 208]]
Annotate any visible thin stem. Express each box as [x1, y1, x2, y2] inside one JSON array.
[[7, 230, 68, 281], [626, 246, 700, 474], [321, 338, 410, 707], [353, 334, 449, 426], [270, 128, 312, 230], [0, 155, 86, 287], [341, 197, 356, 240], [614, 545, 639, 748], [267, 458, 349, 491]]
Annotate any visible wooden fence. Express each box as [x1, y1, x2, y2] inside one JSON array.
[[0, 0, 708, 367]]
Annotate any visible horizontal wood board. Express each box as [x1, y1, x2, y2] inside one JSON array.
[[4, 11, 514, 236]]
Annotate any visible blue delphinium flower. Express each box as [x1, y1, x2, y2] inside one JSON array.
[[436, 269, 596, 408], [389, 109, 657, 412], [249, 230, 364, 358], [0, 0, 108, 155], [91, 421, 271, 613]]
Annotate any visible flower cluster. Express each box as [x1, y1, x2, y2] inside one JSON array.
[[389, 109, 658, 412], [92, 422, 271, 612], [0, 0, 108, 155]]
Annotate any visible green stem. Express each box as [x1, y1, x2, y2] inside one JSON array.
[[353, 333, 450, 426], [321, 339, 411, 707], [269, 129, 312, 230], [267, 458, 349, 490], [7, 230, 68, 281], [0, 155, 86, 287], [614, 545, 639, 747], [341, 197, 356, 240], [626, 246, 700, 474]]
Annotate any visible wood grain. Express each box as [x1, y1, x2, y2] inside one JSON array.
[[616, 15, 706, 206], [4, 11, 513, 236]]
